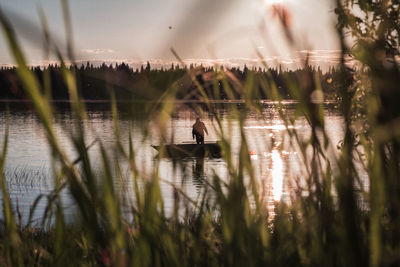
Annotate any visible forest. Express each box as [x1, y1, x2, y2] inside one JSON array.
[[0, 62, 339, 101]]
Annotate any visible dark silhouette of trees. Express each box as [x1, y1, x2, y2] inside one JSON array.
[[0, 63, 341, 101]]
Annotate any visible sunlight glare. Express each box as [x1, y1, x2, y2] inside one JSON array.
[[271, 149, 283, 201]]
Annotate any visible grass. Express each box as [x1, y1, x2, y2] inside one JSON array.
[[0, 0, 400, 266]]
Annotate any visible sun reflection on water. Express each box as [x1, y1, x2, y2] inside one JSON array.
[[271, 149, 283, 201], [244, 125, 295, 130]]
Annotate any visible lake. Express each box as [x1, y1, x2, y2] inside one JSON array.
[[0, 101, 345, 224]]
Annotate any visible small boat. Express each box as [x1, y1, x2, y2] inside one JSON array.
[[151, 142, 221, 158]]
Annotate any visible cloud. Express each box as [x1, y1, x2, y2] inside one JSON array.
[[81, 49, 115, 54], [0, 64, 14, 68], [297, 49, 341, 55], [294, 49, 344, 65], [14, 52, 345, 72]]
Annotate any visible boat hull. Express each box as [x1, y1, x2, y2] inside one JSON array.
[[151, 142, 221, 158]]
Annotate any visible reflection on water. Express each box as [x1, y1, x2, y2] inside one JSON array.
[[0, 102, 345, 223], [271, 149, 283, 202], [244, 125, 295, 130], [192, 157, 205, 189]]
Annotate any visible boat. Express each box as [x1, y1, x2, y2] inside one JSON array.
[[151, 142, 221, 158]]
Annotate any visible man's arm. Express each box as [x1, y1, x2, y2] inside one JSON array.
[[203, 123, 208, 135]]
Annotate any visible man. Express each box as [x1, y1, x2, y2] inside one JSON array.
[[192, 118, 208, 144]]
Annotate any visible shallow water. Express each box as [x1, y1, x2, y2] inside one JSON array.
[[0, 102, 345, 224]]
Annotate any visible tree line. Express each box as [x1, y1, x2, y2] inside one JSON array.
[[0, 62, 342, 101]]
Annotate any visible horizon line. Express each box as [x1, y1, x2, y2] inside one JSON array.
[[0, 55, 344, 71]]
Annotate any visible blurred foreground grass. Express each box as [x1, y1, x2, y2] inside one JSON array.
[[1, 0, 400, 266]]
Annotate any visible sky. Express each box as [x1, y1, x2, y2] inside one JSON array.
[[0, 0, 340, 69]]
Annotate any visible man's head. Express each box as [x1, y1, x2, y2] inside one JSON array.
[[196, 117, 200, 122]]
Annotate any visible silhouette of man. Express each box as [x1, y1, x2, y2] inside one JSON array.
[[192, 118, 208, 144]]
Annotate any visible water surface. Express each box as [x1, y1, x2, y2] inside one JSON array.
[[0, 102, 344, 224]]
